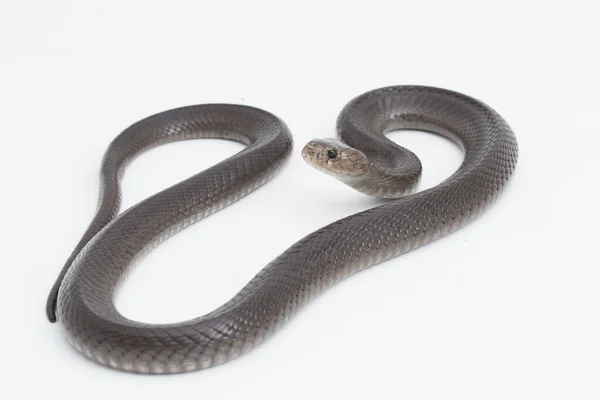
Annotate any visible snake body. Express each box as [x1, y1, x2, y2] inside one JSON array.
[[47, 86, 518, 373]]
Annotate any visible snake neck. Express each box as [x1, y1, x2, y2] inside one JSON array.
[[340, 150, 422, 199]]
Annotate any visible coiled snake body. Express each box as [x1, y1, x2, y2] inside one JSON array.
[[46, 86, 518, 373]]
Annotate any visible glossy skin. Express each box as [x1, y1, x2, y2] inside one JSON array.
[[47, 86, 518, 373]]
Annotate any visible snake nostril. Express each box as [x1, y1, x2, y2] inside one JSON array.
[[302, 148, 312, 159]]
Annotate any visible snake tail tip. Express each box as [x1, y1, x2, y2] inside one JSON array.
[[45, 296, 59, 323]]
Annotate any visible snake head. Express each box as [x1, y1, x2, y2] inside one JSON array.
[[301, 139, 369, 179]]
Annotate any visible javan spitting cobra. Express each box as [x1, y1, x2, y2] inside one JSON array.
[[46, 86, 518, 373]]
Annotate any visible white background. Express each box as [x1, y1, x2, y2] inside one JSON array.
[[1, 1, 599, 398]]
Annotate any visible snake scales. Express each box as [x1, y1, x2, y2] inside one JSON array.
[[46, 86, 518, 373]]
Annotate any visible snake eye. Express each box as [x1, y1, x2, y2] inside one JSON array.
[[327, 149, 338, 159]]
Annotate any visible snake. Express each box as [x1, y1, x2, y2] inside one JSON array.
[[46, 85, 518, 374]]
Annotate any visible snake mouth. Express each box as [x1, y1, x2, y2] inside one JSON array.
[[301, 143, 319, 162]]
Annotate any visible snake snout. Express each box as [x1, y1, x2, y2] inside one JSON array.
[[301, 141, 328, 167], [301, 142, 316, 161]]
